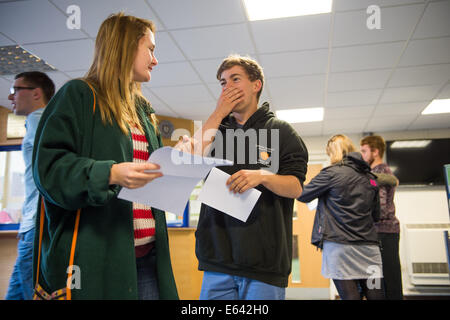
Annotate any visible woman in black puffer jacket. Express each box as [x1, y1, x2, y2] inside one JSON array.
[[298, 134, 384, 300]]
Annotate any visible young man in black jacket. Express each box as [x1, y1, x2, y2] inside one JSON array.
[[179, 55, 308, 299]]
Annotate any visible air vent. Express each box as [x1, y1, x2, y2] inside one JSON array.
[[412, 263, 449, 274], [0, 45, 56, 76]]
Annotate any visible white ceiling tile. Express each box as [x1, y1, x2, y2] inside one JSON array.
[[0, 0, 87, 44], [45, 71, 70, 90], [268, 75, 325, 109], [171, 24, 255, 60], [290, 122, 323, 137], [326, 89, 381, 107], [389, 64, 450, 87], [154, 107, 179, 118], [373, 101, 429, 116], [324, 106, 374, 120], [141, 87, 179, 118], [22, 39, 94, 71], [149, 0, 246, 29], [150, 84, 214, 106], [333, 0, 425, 11], [251, 14, 331, 53], [154, 32, 185, 63], [206, 82, 221, 100], [380, 84, 442, 103], [333, 4, 423, 46], [366, 114, 417, 131], [328, 69, 391, 92], [437, 83, 450, 99], [191, 58, 224, 84], [176, 101, 216, 121], [145, 61, 201, 87], [399, 37, 450, 66], [65, 70, 88, 79], [322, 118, 368, 135], [413, 0, 450, 39], [259, 49, 328, 78], [331, 42, 404, 72], [0, 33, 14, 46], [1, 74, 15, 82], [52, 0, 164, 37], [407, 113, 450, 130], [259, 90, 272, 106]]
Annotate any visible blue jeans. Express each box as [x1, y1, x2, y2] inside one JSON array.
[[200, 271, 285, 300], [136, 247, 159, 300], [5, 228, 35, 300]]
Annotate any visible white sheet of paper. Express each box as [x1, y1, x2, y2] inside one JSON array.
[[198, 167, 261, 222], [118, 147, 233, 214], [306, 198, 318, 211]]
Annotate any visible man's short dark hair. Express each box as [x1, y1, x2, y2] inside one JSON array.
[[15, 71, 55, 104]]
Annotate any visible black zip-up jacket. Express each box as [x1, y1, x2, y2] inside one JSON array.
[[195, 103, 308, 287], [297, 152, 380, 249]]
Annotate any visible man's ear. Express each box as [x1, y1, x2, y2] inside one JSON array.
[[373, 148, 380, 158], [253, 79, 262, 94], [32, 87, 43, 102]]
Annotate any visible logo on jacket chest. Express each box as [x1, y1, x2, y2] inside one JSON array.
[[220, 128, 280, 173], [257, 145, 274, 167]]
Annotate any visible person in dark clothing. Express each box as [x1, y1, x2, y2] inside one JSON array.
[[178, 55, 308, 300], [298, 134, 385, 300], [361, 135, 403, 300]]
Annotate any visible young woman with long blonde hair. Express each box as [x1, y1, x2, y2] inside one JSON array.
[[298, 134, 385, 300], [32, 13, 178, 300]]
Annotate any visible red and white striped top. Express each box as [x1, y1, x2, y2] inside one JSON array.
[[130, 126, 155, 257]]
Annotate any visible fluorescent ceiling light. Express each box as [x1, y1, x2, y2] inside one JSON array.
[[390, 140, 431, 149], [422, 99, 450, 115], [276, 107, 324, 123], [243, 0, 333, 21]]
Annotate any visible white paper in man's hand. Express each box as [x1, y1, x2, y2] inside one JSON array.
[[198, 167, 261, 222]]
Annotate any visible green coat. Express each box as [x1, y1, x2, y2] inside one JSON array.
[[32, 79, 179, 300]]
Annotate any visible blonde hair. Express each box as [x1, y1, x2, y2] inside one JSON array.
[[84, 12, 158, 134], [326, 134, 357, 164]]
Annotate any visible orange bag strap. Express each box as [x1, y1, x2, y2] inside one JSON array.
[[34, 198, 45, 289], [66, 209, 81, 300], [35, 80, 96, 300]]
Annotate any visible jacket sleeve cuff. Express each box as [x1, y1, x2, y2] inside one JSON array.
[[87, 160, 117, 206]]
